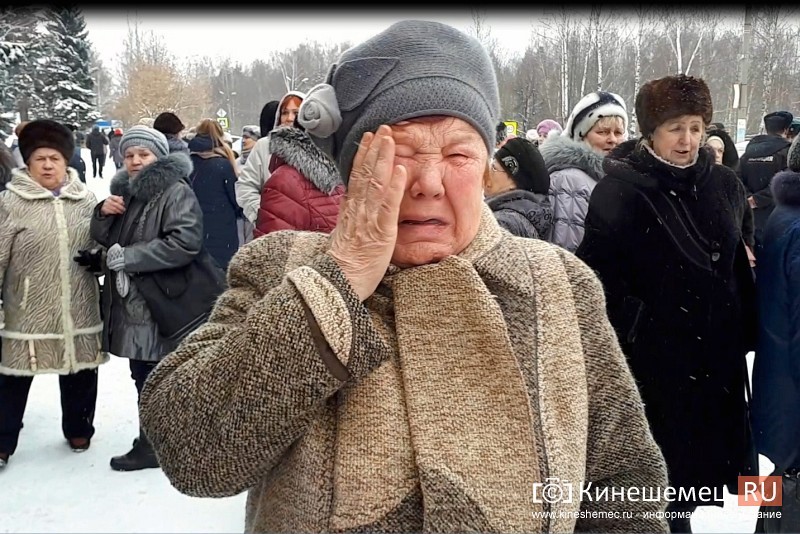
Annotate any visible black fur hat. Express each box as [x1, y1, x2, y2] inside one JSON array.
[[18, 119, 75, 164], [153, 112, 185, 136], [494, 137, 550, 195], [635, 74, 713, 138]]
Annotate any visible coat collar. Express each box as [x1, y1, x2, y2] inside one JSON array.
[[7, 167, 88, 200], [109, 152, 193, 202], [269, 127, 342, 194]]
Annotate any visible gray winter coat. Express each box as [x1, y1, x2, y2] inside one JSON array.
[[485, 189, 553, 239], [90, 152, 203, 362], [0, 168, 105, 376], [538, 135, 606, 253]]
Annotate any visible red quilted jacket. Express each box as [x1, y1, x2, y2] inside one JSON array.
[[254, 127, 344, 238]]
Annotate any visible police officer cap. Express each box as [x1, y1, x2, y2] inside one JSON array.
[[764, 110, 794, 130]]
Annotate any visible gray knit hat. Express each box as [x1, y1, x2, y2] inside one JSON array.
[[297, 19, 500, 185], [120, 125, 169, 159], [789, 133, 800, 173]]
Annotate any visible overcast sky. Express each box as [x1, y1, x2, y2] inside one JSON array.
[[82, 9, 549, 67]]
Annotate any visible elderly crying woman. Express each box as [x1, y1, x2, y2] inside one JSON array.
[[139, 20, 670, 533]]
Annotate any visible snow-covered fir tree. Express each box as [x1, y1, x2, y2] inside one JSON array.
[[0, 8, 50, 126], [41, 6, 98, 127]]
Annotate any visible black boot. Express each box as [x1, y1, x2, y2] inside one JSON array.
[[109, 428, 159, 471]]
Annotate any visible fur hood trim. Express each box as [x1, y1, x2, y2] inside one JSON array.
[[269, 127, 342, 194], [109, 152, 193, 201], [538, 134, 605, 181], [8, 167, 87, 200], [771, 170, 800, 207]]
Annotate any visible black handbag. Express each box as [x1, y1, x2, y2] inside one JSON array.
[[132, 249, 227, 342], [756, 468, 800, 533]]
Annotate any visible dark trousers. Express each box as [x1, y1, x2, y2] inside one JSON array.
[[91, 153, 106, 177], [0, 369, 98, 455], [129, 359, 158, 403]]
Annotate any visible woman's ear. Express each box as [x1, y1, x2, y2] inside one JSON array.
[[482, 162, 493, 192]]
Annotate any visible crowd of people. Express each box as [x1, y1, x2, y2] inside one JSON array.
[[0, 17, 799, 534]]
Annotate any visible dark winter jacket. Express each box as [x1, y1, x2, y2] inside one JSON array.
[[188, 135, 240, 271], [108, 133, 123, 167], [90, 152, 204, 362], [538, 135, 605, 252], [69, 145, 86, 183], [254, 127, 343, 238], [576, 139, 757, 500], [85, 129, 109, 157], [752, 169, 800, 469], [0, 142, 14, 192], [737, 134, 792, 238], [167, 133, 190, 155], [485, 189, 553, 239]]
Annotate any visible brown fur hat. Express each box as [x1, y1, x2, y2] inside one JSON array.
[[635, 74, 713, 138]]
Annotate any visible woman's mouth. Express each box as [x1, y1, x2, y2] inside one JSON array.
[[400, 218, 445, 225]]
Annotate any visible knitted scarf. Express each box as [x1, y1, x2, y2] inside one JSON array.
[[328, 206, 542, 531]]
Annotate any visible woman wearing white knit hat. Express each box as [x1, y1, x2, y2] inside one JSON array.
[[539, 91, 628, 252]]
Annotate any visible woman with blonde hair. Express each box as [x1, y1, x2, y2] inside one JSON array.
[[539, 91, 628, 252], [187, 119, 242, 270]]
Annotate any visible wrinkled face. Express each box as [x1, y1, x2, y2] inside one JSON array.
[[652, 115, 705, 166], [584, 116, 625, 155], [242, 136, 257, 150], [28, 148, 67, 191], [706, 138, 724, 165], [124, 146, 158, 179], [389, 116, 487, 268]]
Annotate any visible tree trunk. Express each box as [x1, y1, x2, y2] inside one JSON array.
[[594, 6, 603, 90], [676, 26, 683, 74]]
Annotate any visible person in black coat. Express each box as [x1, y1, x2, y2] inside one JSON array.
[[483, 137, 553, 239], [576, 74, 757, 533], [752, 136, 800, 476], [738, 111, 793, 254], [187, 119, 241, 271], [706, 127, 757, 266]]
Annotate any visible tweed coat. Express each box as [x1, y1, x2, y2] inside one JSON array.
[[140, 207, 670, 533]]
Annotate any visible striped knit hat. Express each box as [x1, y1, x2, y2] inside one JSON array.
[[120, 125, 169, 159]]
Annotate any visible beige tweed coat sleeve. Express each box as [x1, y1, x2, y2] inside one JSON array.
[[138, 231, 391, 498]]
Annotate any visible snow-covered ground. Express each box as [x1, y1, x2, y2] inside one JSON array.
[[1, 152, 772, 532]]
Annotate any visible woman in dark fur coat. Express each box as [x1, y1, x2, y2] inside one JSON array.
[[576, 75, 757, 533], [91, 125, 223, 473]]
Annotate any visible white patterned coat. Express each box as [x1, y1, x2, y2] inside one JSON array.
[[0, 167, 106, 376]]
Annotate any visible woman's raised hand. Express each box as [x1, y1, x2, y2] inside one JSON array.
[[327, 125, 407, 302]]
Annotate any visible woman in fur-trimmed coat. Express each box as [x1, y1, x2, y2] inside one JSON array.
[[253, 124, 344, 238], [539, 91, 628, 252], [0, 120, 104, 468], [90, 125, 209, 473]]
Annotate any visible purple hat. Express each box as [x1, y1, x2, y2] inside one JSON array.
[[536, 119, 563, 138]]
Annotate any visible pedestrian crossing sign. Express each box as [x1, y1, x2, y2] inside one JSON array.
[[216, 117, 230, 130]]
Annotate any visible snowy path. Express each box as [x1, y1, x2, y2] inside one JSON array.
[[1, 152, 770, 532]]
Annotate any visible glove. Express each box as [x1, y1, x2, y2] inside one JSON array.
[[73, 248, 104, 274], [106, 243, 126, 272], [115, 271, 130, 298]]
